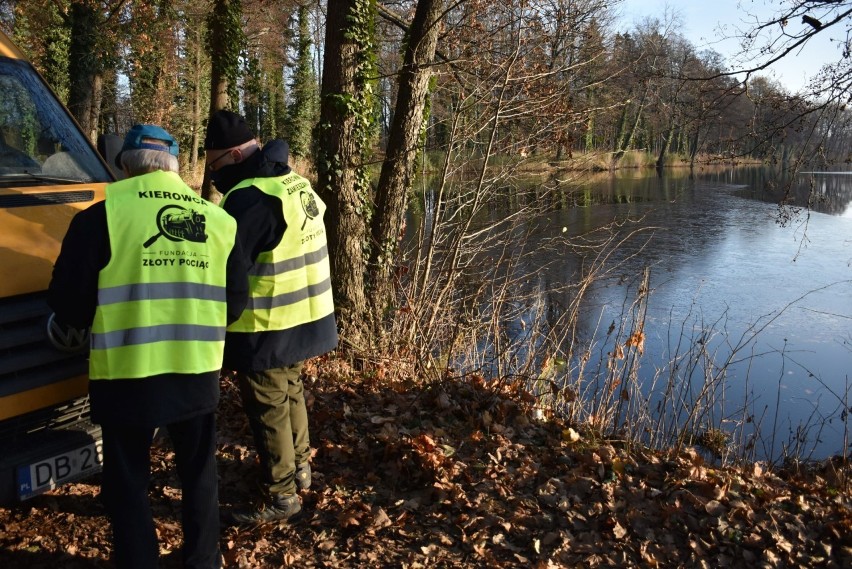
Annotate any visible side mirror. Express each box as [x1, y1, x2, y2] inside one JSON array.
[[96, 133, 125, 180]]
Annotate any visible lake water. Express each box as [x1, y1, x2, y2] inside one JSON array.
[[542, 165, 852, 461]]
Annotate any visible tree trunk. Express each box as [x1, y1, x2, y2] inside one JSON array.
[[285, 4, 317, 157], [656, 122, 675, 170], [67, 2, 100, 142], [87, 73, 103, 143], [585, 116, 595, 153], [613, 85, 649, 166], [368, 0, 445, 330], [190, 26, 202, 172], [201, 52, 229, 200], [689, 128, 698, 167], [202, 0, 241, 200], [315, 0, 374, 347]]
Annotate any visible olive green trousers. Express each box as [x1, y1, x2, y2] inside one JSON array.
[[235, 362, 310, 497]]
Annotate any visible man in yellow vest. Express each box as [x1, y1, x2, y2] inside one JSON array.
[[204, 110, 337, 524], [47, 124, 248, 568]]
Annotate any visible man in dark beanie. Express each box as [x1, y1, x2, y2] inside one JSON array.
[[205, 110, 338, 524]]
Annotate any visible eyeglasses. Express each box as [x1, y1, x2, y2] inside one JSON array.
[[206, 141, 258, 173], [206, 151, 231, 172]]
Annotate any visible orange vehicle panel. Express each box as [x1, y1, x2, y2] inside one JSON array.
[[0, 184, 106, 297], [0, 34, 25, 59], [0, 375, 89, 421]]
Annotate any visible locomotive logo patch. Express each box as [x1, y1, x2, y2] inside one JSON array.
[[144, 204, 208, 248]]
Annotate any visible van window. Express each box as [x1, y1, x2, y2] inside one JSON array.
[[0, 58, 111, 185]]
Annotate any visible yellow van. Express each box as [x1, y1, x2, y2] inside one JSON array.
[[0, 30, 112, 503]]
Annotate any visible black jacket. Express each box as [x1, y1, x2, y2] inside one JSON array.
[[47, 177, 250, 428], [213, 140, 338, 372]]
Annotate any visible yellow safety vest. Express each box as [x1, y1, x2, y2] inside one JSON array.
[[221, 172, 334, 332], [90, 170, 237, 379]]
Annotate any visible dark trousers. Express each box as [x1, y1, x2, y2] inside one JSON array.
[[236, 362, 310, 497], [101, 412, 220, 569]]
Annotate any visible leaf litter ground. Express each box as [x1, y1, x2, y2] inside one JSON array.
[[2, 357, 851, 568]]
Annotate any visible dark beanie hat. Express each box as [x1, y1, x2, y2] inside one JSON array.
[[204, 110, 255, 150]]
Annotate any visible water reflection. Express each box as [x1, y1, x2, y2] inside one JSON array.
[[406, 165, 852, 461], [550, 164, 852, 217], [547, 165, 852, 461], [697, 165, 852, 217]]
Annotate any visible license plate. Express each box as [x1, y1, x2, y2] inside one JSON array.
[[16, 440, 103, 500]]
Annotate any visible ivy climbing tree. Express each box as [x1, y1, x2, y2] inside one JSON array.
[[10, 0, 70, 104], [126, 0, 179, 125], [284, 3, 318, 158], [202, 0, 244, 199], [66, 1, 121, 142], [265, 63, 287, 142], [314, 0, 378, 347], [243, 52, 263, 134]]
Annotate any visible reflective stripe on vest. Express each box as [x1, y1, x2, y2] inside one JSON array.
[[220, 172, 335, 332], [90, 170, 237, 379]]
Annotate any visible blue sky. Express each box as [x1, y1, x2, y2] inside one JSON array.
[[617, 0, 841, 92]]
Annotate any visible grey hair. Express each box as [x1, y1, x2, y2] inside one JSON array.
[[121, 147, 179, 175]]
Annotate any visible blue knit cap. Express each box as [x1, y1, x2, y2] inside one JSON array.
[[115, 124, 179, 168]]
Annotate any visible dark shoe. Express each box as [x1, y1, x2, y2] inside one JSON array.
[[224, 493, 301, 525], [296, 462, 312, 490]]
